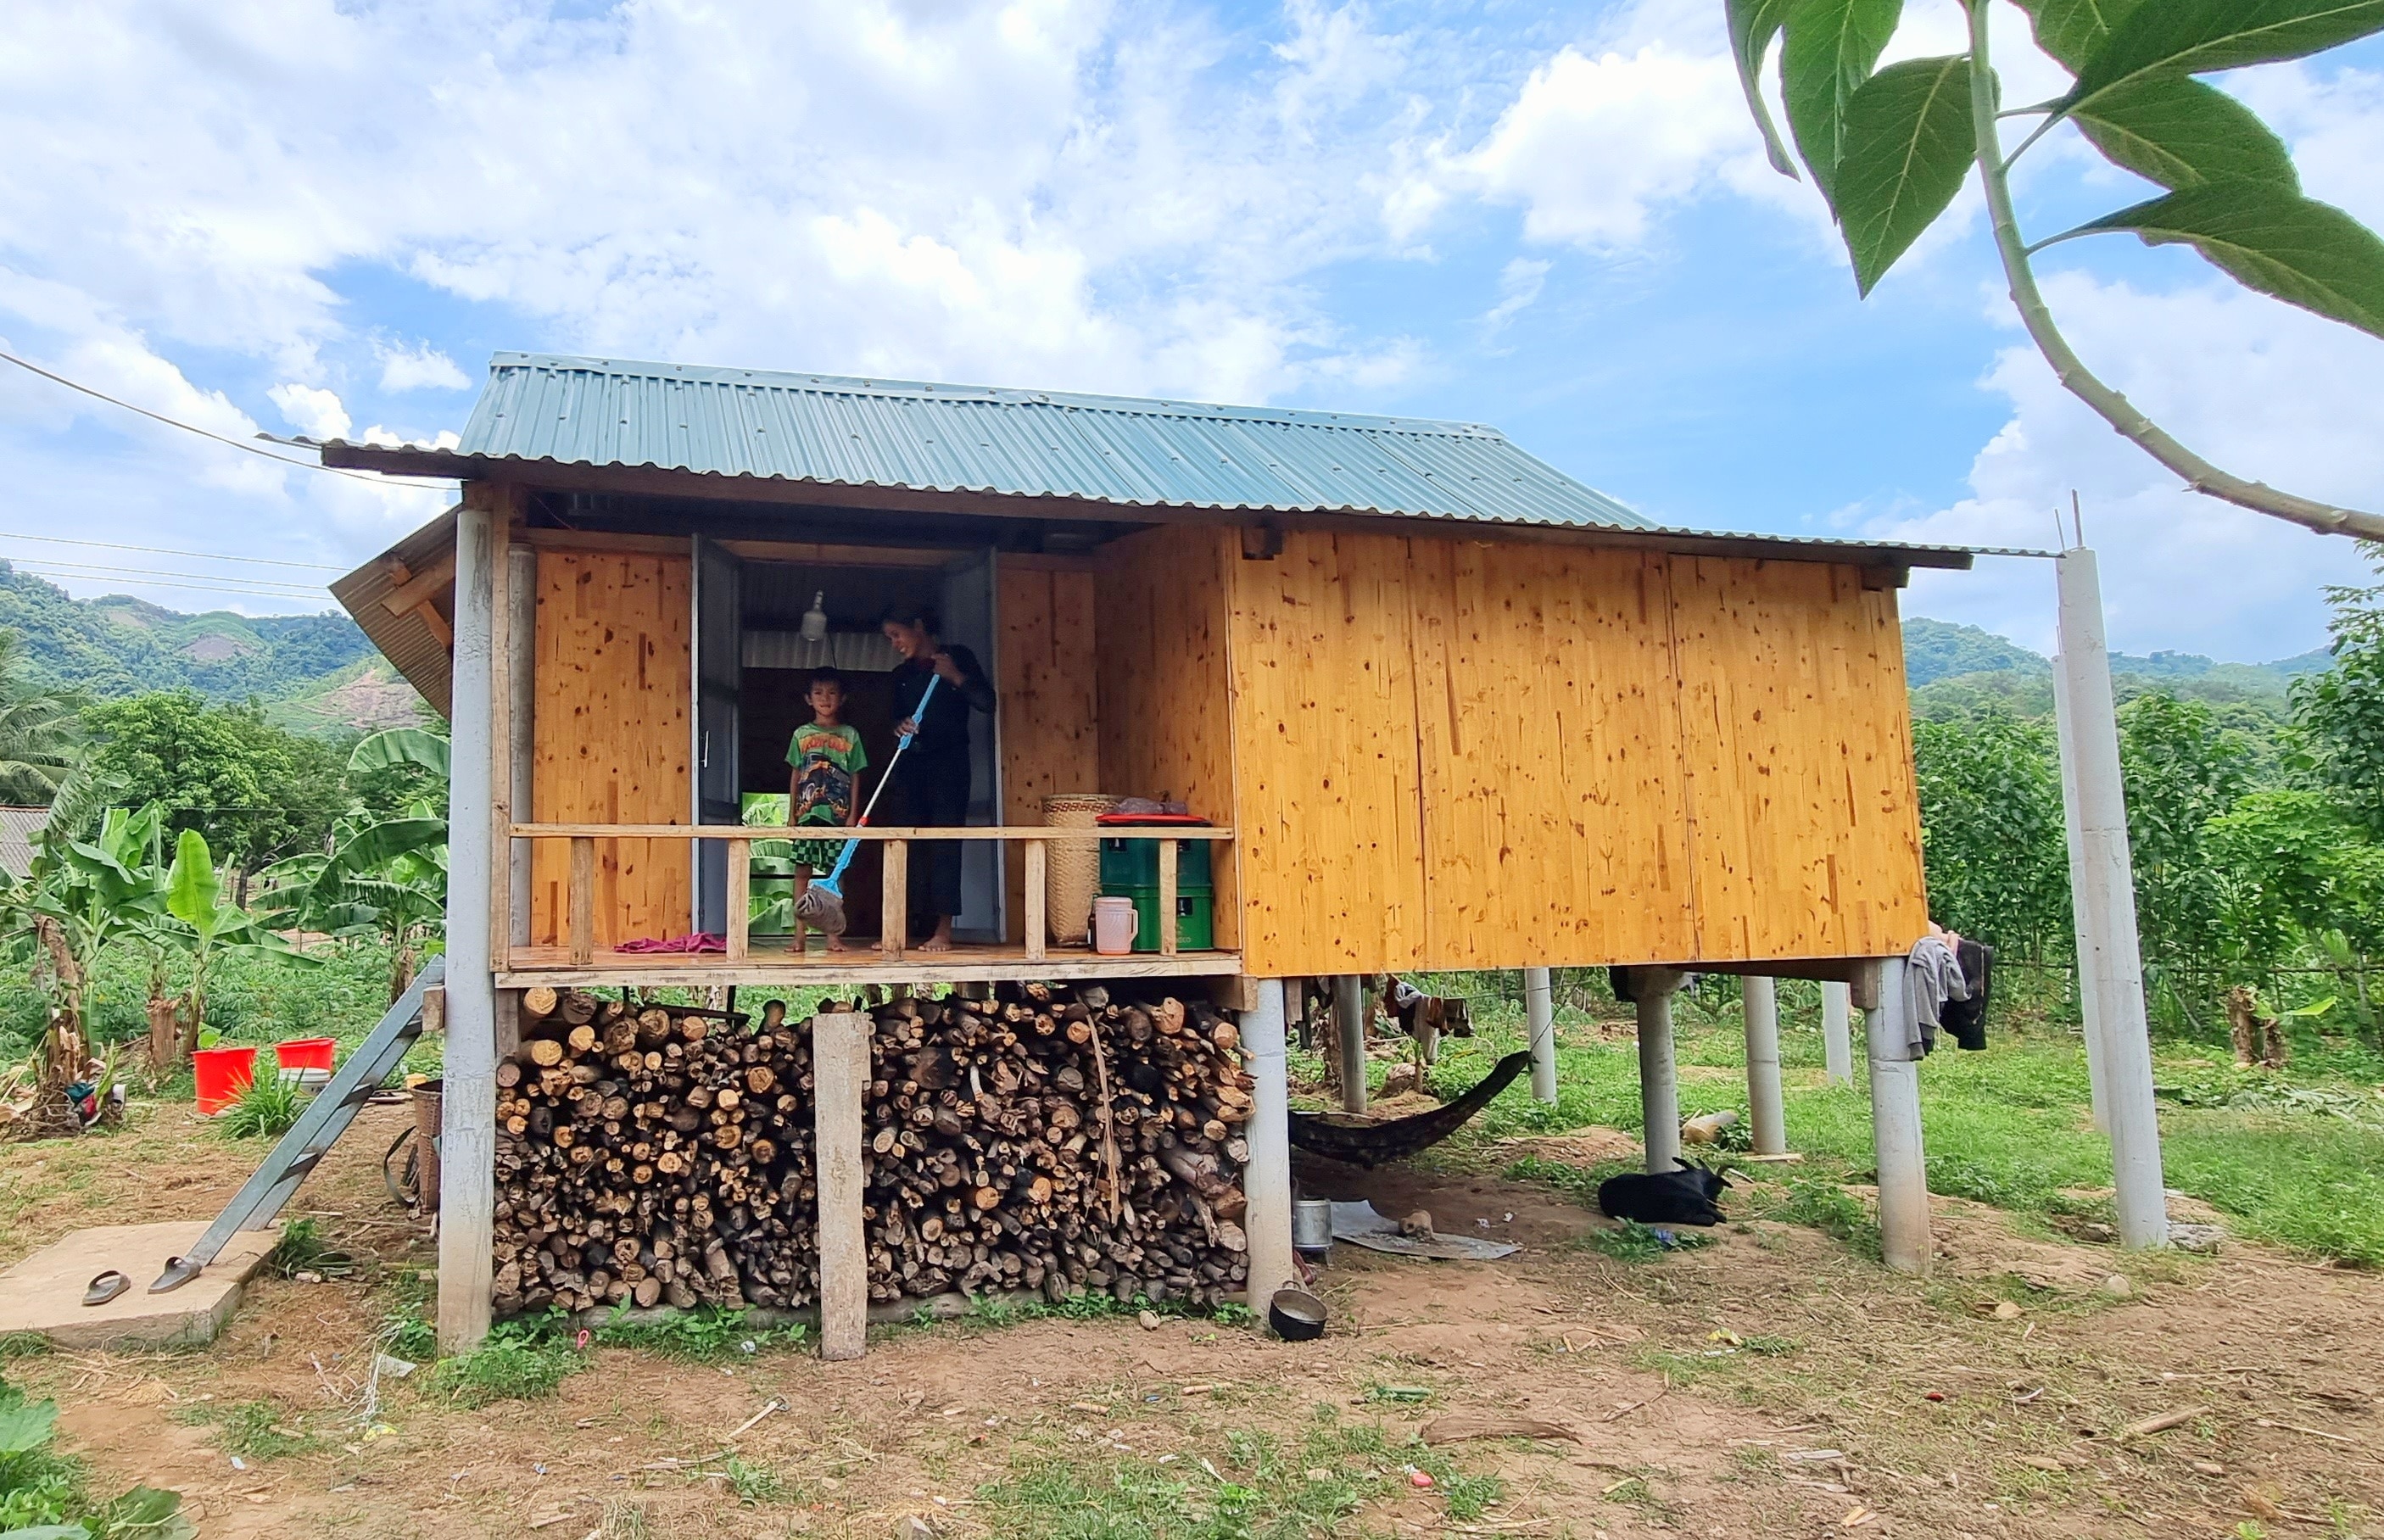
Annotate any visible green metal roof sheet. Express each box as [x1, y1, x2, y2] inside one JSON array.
[[455, 352, 1658, 531]]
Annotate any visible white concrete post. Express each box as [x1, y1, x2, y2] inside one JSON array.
[[1821, 981, 1855, 1087], [1741, 974, 1786, 1155], [2051, 662, 2113, 1131], [2055, 549, 2169, 1249], [436, 499, 499, 1353], [812, 1010, 869, 1360], [1524, 968, 1558, 1104], [1239, 979, 1295, 1320], [1333, 974, 1368, 1113], [1630, 968, 1687, 1174], [1866, 956, 1931, 1275]]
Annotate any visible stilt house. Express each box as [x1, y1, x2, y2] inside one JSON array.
[[327, 353, 1981, 1347]]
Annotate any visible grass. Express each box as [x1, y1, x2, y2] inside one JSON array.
[[1413, 975, 2384, 1266], [1585, 1218, 1717, 1263], [171, 1397, 315, 1460], [593, 1305, 808, 1362], [427, 1315, 587, 1407], [215, 1073, 307, 1140], [974, 1405, 1503, 1538]]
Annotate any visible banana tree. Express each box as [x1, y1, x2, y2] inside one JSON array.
[[158, 829, 307, 1056], [1726, 0, 2384, 538], [3, 805, 169, 1085], [257, 726, 449, 1002]]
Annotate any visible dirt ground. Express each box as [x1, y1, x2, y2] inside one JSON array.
[[4, 1103, 2381, 1538]]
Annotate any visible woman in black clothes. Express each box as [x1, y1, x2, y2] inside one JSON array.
[[879, 605, 997, 952]]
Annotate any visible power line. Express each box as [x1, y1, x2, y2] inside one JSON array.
[[0, 531, 345, 572], [7, 565, 333, 605], [0, 347, 455, 488], [8, 557, 328, 595]]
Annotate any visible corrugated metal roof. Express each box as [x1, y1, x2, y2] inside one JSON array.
[[449, 352, 1658, 531], [0, 805, 51, 880], [329, 506, 458, 718]]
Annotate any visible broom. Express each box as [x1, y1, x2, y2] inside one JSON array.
[[790, 674, 938, 937]]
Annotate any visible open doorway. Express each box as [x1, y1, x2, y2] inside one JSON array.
[[712, 550, 1004, 946]]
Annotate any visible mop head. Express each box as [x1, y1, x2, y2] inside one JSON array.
[[791, 884, 849, 936]]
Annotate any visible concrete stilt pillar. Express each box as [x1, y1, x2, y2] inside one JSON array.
[[1239, 979, 1295, 1320], [1741, 974, 1785, 1155], [1525, 968, 1558, 1104], [1867, 957, 1931, 1275], [1333, 974, 1367, 1113], [2056, 548, 2169, 1249], [1630, 968, 1688, 1174], [1821, 981, 1854, 1087]]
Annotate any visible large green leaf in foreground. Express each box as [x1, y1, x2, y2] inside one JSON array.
[[2066, 0, 2384, 120], [2075, 182, 2384, 339], [1834, 54, 1979, 293], [2074, 75, 2298, 192]]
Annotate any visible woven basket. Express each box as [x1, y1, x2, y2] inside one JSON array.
[[1042, 793, 1119, 946]]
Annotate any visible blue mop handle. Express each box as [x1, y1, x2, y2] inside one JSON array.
[[819, 672, 940, 890]]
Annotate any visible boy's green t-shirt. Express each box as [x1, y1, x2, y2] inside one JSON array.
[[785, 723, 868, 826]]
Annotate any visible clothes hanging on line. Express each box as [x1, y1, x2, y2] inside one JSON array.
[[1940, 937, 1994, 1051]]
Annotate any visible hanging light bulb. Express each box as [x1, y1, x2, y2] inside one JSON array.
[[800, 589, 829, 644]]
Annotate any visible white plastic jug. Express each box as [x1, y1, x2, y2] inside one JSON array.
[[1092, 896, 1140, 956]]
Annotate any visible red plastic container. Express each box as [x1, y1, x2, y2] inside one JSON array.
[[193, 1046, 259, 1115], [276, 1037, 337, 1074]]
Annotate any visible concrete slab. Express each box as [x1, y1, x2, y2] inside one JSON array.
[[0, 1221, 279, 1351]]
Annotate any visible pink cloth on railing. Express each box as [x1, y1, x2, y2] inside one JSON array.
[[616, 933, 727, 953]]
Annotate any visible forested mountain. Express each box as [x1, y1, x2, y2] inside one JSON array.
[[1902, 617, 2322, 723], [0, 561, 417, 731]]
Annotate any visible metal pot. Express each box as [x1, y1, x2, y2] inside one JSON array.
[[1268, 1286, 1327, 1342], [1292, 1197, 1335, 1258]]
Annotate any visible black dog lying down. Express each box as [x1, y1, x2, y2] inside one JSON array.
[[1597, 1159, 1731, 1227]]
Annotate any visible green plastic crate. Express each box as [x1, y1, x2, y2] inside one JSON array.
[[1097, 833, 1212, 890], [1106, 884, 1215, 953]]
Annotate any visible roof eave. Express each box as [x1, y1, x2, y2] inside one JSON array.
[[321, 444, 1986, 573]]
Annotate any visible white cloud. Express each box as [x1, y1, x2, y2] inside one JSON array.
[[1483, 258, 1551, 330], [1884, 272, 2384, 661], [1460, 40, 1753, 249], [377, 343, 471, 393], [268, 382, 351, 442]]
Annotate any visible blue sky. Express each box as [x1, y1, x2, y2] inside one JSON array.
[[3, 0, 2381, 660]]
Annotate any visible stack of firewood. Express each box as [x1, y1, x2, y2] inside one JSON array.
[[489, 983, 1252, 1319]]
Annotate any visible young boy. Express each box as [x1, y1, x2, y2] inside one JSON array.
[[785, 669, 868, 952]]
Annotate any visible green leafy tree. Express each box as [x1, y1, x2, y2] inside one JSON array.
[[2292, 547, 2384, 837], [2117, 691, 2257, 977], [0, 630, 80, 813], [1912, 712, 2069, 958], [259, 728, 448, 1002], [1724, 0, 2384, 538], [81, 691, 343, 872]]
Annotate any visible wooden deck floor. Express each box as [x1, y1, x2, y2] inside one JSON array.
[[495, 940, 1242, 990]]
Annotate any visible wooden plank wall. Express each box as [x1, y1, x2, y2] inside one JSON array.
[[994, 557, 1101, 943], [1096, 525, 1240, 949], [528, 548, 692, 947], [1669, 557, 1923, 961], [1224, 529, 1927, 977]]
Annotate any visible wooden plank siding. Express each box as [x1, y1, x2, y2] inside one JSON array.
[[1223, 530, 1927, 977], [994, 560, 1101, 942], [1667, 556, 1923, 961], [528, 549, 693, 947], [1094, 525, 1241, 950]]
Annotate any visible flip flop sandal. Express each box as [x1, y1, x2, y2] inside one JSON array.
[[83, 1269, 130, 1307]]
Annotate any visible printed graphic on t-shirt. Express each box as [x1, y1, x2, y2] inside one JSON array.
[[785, 723, 868, 826]]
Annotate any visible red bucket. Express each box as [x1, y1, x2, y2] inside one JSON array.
[[276, 1037, 337, 1074], [193, 1046, 259, 1116]]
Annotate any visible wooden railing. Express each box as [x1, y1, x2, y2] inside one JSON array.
[[508, 823, 1234, 967]]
